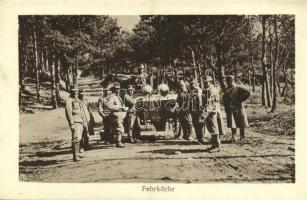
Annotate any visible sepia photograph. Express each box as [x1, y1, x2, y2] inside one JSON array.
[[17, 14, 296, 183]]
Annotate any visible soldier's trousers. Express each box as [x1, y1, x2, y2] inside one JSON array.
[[71, 122, 87, 143], [80, 123, 90, 149], [191, 112, 204, 140], [178, 112, 193, 139], [109, 112, 126, 142], [205, 112, 219, 135], [102, 116, 113, 142], [125, 112, 141, 139]]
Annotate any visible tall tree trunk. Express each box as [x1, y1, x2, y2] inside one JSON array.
[[33, 20, 41, 103], [265, 72, 272, 107], [191, 49, 198, 82], [44, 48, 49, 72], [216, 41, 226, 92], [73, 52, 79, 85], [248, 17, 256, 92], [248, 69, 252, 89], [55, 51, 61, 102], [269, 22, 274, 96], [19, 39, 26, 106], [50, 44, 58, 109], [41, 47, 46, 73], [271, 16, 278, 112], [65, 66, 71, 92], [198, 63, 203, 89], [261, 16, 267, 107]]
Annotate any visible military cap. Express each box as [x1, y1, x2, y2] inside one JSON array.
[[127, 85, 134, 91], [79, 89, 86, 94], [203, 75, 213, 82], [139, 64, 145, 69], [113, 82, 120, 89]]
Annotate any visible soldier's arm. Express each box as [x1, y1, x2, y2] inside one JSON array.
[[98, 98, 104, 117], [65, 99, 74, 127], [124, 95, 135, 107], [238, 87, 251, 103]]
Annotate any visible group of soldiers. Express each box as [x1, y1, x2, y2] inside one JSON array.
[[175, 75, 250, 152], [65, 65, 147, 161], [65, 64, 251, 161]]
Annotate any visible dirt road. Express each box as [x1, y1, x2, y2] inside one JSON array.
[[19, 106, 295, 183]]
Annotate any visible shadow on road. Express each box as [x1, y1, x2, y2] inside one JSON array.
[[19, 159, 67, 167]]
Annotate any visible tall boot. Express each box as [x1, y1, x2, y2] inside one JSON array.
[[216, 135, 221, 150], [127, 130, 134, 143], [115, 132, 125, 148], [84, 135, 90, 150], [72, 142, 80, 162], [231, 128, 237, 143], [240, 128, 245, 141], [208, 135, 220, 152]]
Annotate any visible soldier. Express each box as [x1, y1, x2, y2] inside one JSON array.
[[200, 76, 222, 151], [124, 85, 141, 143], [107, 82, 127, 148], [98, 84, 112, 144], [78, 89, 92, 151], [189, 79, 203, 144], [223, 75, 251, 142], [176, 81, 193, 141], [135, 64, 148, 90], [65, 85, 90, 162]]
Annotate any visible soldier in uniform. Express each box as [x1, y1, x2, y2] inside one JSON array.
[[65, 85, 90, 161], [78, 89, 92, 151], [124, 85, 141, 143], [107, 82, 127, 148], [200, 76, 222, 151], [98, 84, 112, 144], [223, 75, 251, 142], [175, 81, 193, 141], [189, 79, 203, 144], [135, 64, 148, 91]]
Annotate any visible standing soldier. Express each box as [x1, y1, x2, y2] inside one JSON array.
[[124, 85, 141, 143], [135, 64, 148, 91], [176, 81, 193, 141], [65, 85, 90, 162], [223, 75, 251, 142], [107, 82, 127, 148], [78, 89, 92, 151], [98, 84, 112, 144], [189, 79, 203, 144], [200, 76, 222, 151]]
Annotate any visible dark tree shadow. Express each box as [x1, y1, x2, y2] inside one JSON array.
[[19, 159, 66, 167], [36, 149, 71, 157], [139, 148, 210, 155]]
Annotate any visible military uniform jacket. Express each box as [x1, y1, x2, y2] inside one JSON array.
[[189, 87, 202, 113], [176, 91, 190, 113], [202, 85, 220, 114], [107, 93, 124, 112], [223, 85, 250, 128], [124, 94, 136, 113], [135, 72, 148, 86], [65, 97, 90, 126], [98, 95, 111, 118]]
